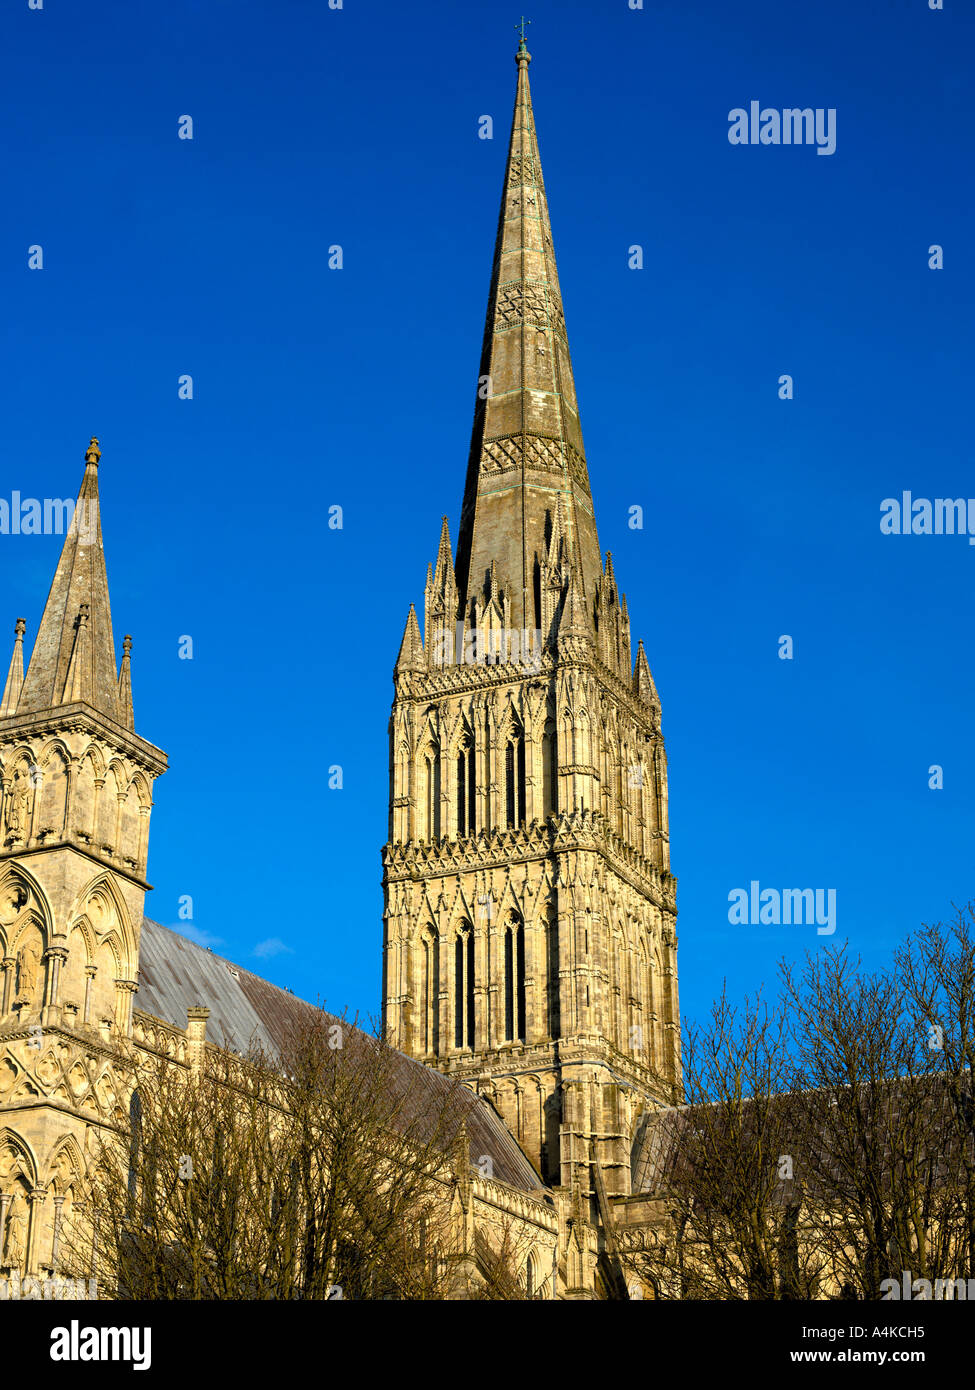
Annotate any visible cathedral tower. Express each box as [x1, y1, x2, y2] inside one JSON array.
[[382, 43, 680, 1203], [0, 439, 166, 1279]]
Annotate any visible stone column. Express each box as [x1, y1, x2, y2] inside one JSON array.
[[0, 1192, 10, 1265], [92, 776, 105, 849], [115, 979, 138, 1037], [42, 944, 67, 1025], [113, 790, 126, 856], [185, 1006, 210, 1075], [26, 1190, 44, 1275], [51, 1194, 65, 1275], [0, 957, 14, 1015], [138, 804, 151, 871], [83, 965, 96, 1025]]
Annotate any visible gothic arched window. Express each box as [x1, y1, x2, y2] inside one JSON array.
[[649, 949, 661, 1067], [637, 942, 650, 1061], [619, 742, 632, 835], [127, 1090, 142, 1215], [503, 916, 526, 1042], [456, 733, 476, 837], [422, 746, 441, 841], [611, 927, 625, 1041], [505, 720, 526, 829], [546, 904, 561, 1040], [454, 923, 475, 1049], [419, 930, 439, 1054], [542, 719, 557, 817], [633, 759, 646, 855]]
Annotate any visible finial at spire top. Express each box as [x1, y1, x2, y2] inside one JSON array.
[[14, 618, 26, 638], [122, 634, 133, 656], [85, 437, 101, 466], [515, 15, 531, 62]]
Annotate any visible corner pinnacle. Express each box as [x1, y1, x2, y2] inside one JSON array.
[[0, 619, 27, 718], [118, 634, 135, 731]]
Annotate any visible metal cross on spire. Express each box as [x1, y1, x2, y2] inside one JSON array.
[[515, 15, 531, 52]]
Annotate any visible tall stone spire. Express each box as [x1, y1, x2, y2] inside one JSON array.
[[16, 437, 122, 723], [384, 41, 679, 1207], [454, 42, 602, 633]]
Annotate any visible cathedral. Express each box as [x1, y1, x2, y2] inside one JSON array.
[[0, 40, 678, 1298]]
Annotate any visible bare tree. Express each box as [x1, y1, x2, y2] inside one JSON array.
[[782, 944, 957, 1298], [63, 1009, 475, 1300], [625, 909, 975, 1301], [623, 986, 821, 1299], [896, 904, 975, 1277]]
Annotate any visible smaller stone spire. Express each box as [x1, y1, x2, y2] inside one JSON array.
[[432, 516, 456, 593], [558, 562, 592, 645], [395, 605, 425, 674], [18, 436, 121, 721], [544, 512, 560, 570], [118, 634, 135, 731], [619, 591, 633, 672], [63, 603, 91, 704], [634, 639, 660, 709], [0, 619, 27, 718]]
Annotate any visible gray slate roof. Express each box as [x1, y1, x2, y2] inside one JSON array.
[[136, 918, 544, 1195]]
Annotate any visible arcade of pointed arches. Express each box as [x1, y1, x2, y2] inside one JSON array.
[[411, 905, 669, 1068]]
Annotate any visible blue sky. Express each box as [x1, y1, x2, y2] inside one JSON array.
[[2, 0, 973, 1033]]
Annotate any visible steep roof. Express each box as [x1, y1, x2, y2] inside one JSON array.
[[136, 918, 545, 1194], [630, 1079, 972, 1198]]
